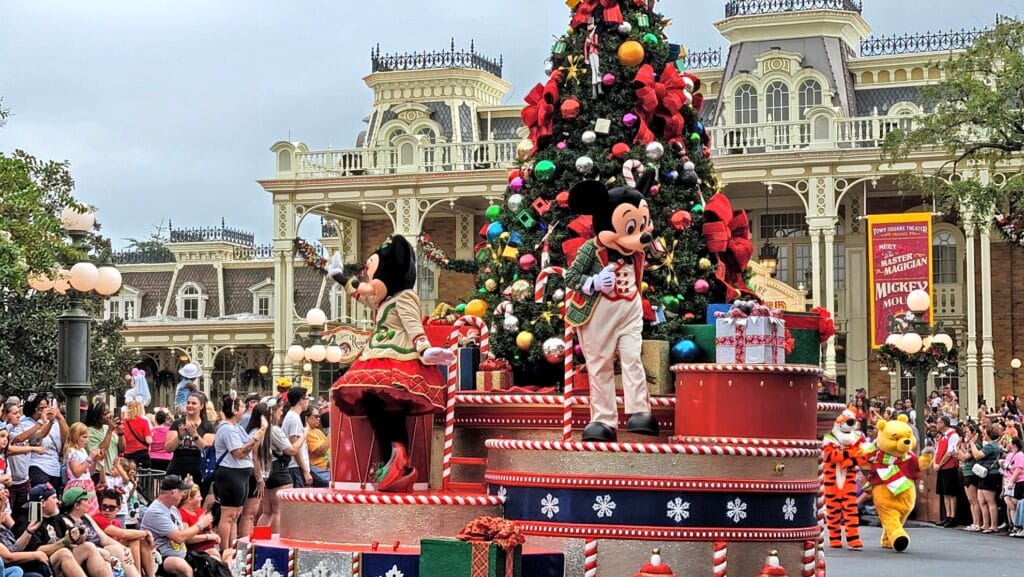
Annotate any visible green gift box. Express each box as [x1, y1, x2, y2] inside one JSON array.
[[783, 312, 823, 365], [420, 538, 522, 577], [551, 39, 567, 56], [636, 14, 650, 27], [680, 325, 717, 362]]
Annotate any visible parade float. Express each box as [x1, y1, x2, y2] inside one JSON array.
[[235, 2, 843, 576]]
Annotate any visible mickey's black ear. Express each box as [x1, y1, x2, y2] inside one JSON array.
[[389, 235, 417, 286], [568, 180, 608, 216], [636, 171, 657, 196]]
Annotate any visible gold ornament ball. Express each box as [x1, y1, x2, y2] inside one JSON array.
[[510, 279, 532, 302], [516, 331, 535, 351], [641, 281, 649, 293], [699, 258, 712, 270], [517, 139, 535, 161], [617, 40, 645, 67], [465, 299, 489, 318], [484, 279, 498, 292]]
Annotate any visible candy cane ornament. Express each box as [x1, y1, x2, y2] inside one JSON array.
[[534, 267, 577, 440], [713, 541, 727, 577], [535, 266, 566, 304], [442, 315, 490, 491], [583, 538, 598, 577], [622, 159, 645, 189], [801, 541, 815, 577]]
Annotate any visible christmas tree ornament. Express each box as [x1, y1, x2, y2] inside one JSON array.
[[575, 156, 595, 174], [585, 21, 603, 99], [503, 314, 520, 332], [486, 221, 504, 242], [636, 13, 650, 28], [516, 209, 537, 228], [610, 142, 630, 159], [581, 130, 597, 144], [556, 140, 569, 150], [648, 184, 660, 196], [518, 253, 537, 271], [671, 339, 699, 363], [465, 299, 489, 318], [594, 118, 612, 134], [691, 203, 704, 215], [509, 176, 524, 192], [532, 197, 552, 215], [602, 73, 617, 86], [641, 32, 660, 46], [555, 190, 571, 208], [552, 288, 565, 302], [694, 278, 710, 294], [669, 210, 692, 230], [689, 132, 702, 144], [680, 167, 699, 188], [622, 159, 645, 188], [559, 54, 588, 85], [662, 295, 680, 313], [508, 168, 521, 182], [455, 303, 467, 314], [484, 278, 498, 292], [617, 21, 632, 35], [517, 138, 535, 161], [560, 97, 581, 120], [665, 169, 678, 181], [645, 141, 665, 160], [544, 60, 554, 75], [617, 40, 645, 67], [507, 193, 525, 212], [510, 279, 531, 302], [623, 112, 638, 127], [485, 205, 502, 222], [542, 337, 566, 364], [698, 257, 712, 270], [515, 331, 535, 351], [683, 160, 695, 171], [535, 159, 558, 181]]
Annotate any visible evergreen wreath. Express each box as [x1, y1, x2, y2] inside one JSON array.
[[417, 232, 479, 274]]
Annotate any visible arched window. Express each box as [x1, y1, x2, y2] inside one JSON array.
[[766, 81, 790, 122], [416, 248, 438, 314], [733, 84, 758, 124], [933, 231, 958, 284], [798, 79, 822, 119], [176, 283, 207, 320]]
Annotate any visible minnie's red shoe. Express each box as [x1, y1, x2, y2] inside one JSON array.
[[377, 442, 417, 492]]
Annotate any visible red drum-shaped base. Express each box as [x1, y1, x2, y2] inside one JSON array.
[[330, 403, 433, 489], [672, 364, 822, 440]]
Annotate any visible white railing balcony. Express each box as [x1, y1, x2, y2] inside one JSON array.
[[283, 139, 521, 179], [933, 283, 963, 317], [708, 112, 918, 157]]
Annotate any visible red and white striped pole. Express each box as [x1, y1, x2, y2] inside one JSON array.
[[352, 551, 361, 577], [534, 267, 575, 441], [802, 540, 815, 577], [442, 315, 490, 491], [712, 541, 727, 577], [584, 538, 598, 577], [816, 445, 826, 550]]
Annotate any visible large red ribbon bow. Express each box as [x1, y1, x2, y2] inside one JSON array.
[[521, 71, 561, 148], [632, 63, 687, 145], [810, 307, 836, 342], [703, 193, 758, 302], [571, 0, 624, 28]]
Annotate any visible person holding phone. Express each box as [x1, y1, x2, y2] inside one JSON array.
[[84, 401, 122, 487], [164, 393, 215, 498], [13, 484, 110, 577], [0, 486, 48, 577], [22, 397, 67, 496], [140, 475, 216, 577], [211, 395, 264, 553]]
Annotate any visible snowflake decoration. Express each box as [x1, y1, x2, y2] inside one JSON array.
[[230, 553, 248, 577], [253, 559, 283, 577], [541, 493, 560, 519], [299, 561, 334, 577], [496, 486, 508, 500], [666, 497, 691, 523], [782, 497, 797, 521], [380, 564, 405, 577], [592, 495, 617, 518], [726, 498, 748, 524]]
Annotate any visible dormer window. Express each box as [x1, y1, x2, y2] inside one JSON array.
[[104, 285, 142, 321], [176, 282, 208, 320], [248, 279, 274, 318]]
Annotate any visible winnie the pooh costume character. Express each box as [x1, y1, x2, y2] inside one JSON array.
[[859, 414, 932, 551]]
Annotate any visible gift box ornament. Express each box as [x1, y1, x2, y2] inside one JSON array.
[[614, 340, 673, 395], [420, 517, 525, 577], [476, 358, 513, 391], [458, 346, 482, 390], [636, 13, 650, 27], [551, 39, 567, 56], [714, 303, 786, 364]]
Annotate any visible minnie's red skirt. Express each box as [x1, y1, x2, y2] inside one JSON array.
[[332, 357, 445, 416]]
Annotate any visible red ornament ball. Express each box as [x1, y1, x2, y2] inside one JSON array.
[[694, 279, 710, 294], [670, 210, 693, 230], [560, 98, 581, 120], [602, 73, 617, 86], [556, 190, 571, 209], [610, 142, 630, 159], [508, 169, 521, 183]]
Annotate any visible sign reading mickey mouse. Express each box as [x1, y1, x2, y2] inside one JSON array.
[[565, 178, 659, 442], [328, 235, 456, 492]]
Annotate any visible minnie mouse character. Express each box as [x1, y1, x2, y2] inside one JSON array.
[[328, 235, 456, 491], [565, 178, 659, 442]]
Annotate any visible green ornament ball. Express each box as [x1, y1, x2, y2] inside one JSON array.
[[642, 33, 660, 46], [535, 160, 557, 182], [455, 303, 467, 313], [485, 205, 502, 222], [662, 295, 680, 313], [689, 133, 702, 144], [692, 204, 704, 214]]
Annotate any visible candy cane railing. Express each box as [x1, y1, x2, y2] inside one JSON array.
[[535, 266, 577, 441], [441, 314, 490, 492]]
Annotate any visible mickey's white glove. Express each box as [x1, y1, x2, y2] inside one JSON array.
[[422, 347, 456, 366], [583, 264, 617, 296]]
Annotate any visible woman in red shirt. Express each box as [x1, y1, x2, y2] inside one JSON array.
[[178, 483, 222, 558], [122, 400, 152, 470]]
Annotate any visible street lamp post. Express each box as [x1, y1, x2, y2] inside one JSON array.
[[286, 308, 343, 401], [29, 207, 123, 424], [895, 289, 953, 442]]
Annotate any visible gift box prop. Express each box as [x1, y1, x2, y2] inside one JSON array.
[[714, 302, 786, 364], [612, 340, 673, 395], [476, 358, 513, 391], [330, 402, 432, 490], [420, 517, 525, 577], [782, 307, 833, 366]]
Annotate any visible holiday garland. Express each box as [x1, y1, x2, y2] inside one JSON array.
[[877, 343, 958, 375], [294, 237, 328, 274], [417, 232, 479, 274], [995, 212, 1024, 246]]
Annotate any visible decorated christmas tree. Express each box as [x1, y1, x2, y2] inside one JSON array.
[[457, 0, 753, 386]]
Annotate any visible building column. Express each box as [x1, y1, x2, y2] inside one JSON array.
[[454, 211, 475, 259], [845, 194, 869, 402], [809, 229, 822, 309], [338, 216, 360, 264], [979, 216, 996, 409], [963, 204, 979, 420], [822, 226, 838, 376], [394, 196, 421, 240], [272, 201, 298, 382]]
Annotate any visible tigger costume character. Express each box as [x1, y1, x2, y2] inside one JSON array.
[[821, 408, 866, 549]]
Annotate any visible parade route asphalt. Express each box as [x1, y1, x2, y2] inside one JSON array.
[[827, 526, 1024, 577]]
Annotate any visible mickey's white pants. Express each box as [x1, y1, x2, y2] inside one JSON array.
[[576, 296, 650, 428]]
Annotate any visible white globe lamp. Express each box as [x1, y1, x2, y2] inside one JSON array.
[[69, 262, 99, 292], [60, 207, 95, 232], [94, 266, 123, 296], [1012, 358, 1023, 370], [899, 332, 923, 354], [906, 289, 931, 314], [932, 333, 954, 351], [287, 344, 306, 363], [28, 273, 54, 292], [305, 308, 327, 327], [52, 270, 71, 295], [885, 333, 901, 347], [325, 345, 344, 363], [306, 344, 327, 362]]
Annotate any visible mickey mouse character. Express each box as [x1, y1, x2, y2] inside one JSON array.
[[565, 178, 659, 442], [328, 235, 455, 491]]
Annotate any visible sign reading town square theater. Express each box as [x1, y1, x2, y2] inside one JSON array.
[[867, 213, 933, 348]]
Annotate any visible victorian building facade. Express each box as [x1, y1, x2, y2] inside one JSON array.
[[116, 1, 1020, 410]]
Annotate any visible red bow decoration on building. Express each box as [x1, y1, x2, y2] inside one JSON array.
[[521, 71, 561, 147], [702, 193, 758, 302], [571, 0, 624, 28], [809, 307, 836, 343], [633, 63, 687, 145]]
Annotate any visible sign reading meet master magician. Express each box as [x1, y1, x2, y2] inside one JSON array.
[[867, 213, 933, 348]]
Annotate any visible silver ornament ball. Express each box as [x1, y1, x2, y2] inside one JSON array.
[[552, 288, 565, 302], [544, 61, 554, 75], [575, 156, 595, 174], [503, 314, 520, 332], [646, 141, 665, 161], [683, 161, 696, 172], [618, 22, 632, 35], [507, 193, 525, 212], [582, 130, 597, 145], [542, 337, 567, 364]]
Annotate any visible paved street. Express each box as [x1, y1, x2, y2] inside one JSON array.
[[828, 526, 1023, 577]]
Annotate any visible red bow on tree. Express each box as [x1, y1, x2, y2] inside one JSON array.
[[571, 0, 624, 28], [521, 71, 561, 147], [632, 63, 687, 145], [809, 307, 836, 342], [561, 215, 594, 265], [702, 193, 758, 302]]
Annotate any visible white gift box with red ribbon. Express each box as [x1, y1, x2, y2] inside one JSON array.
[[714, 304, 786, 364]]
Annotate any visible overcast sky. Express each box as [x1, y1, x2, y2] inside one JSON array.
[[1, 0, 1020, 248]]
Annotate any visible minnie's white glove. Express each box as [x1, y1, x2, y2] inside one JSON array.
[[422, 347, 456, 366]]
